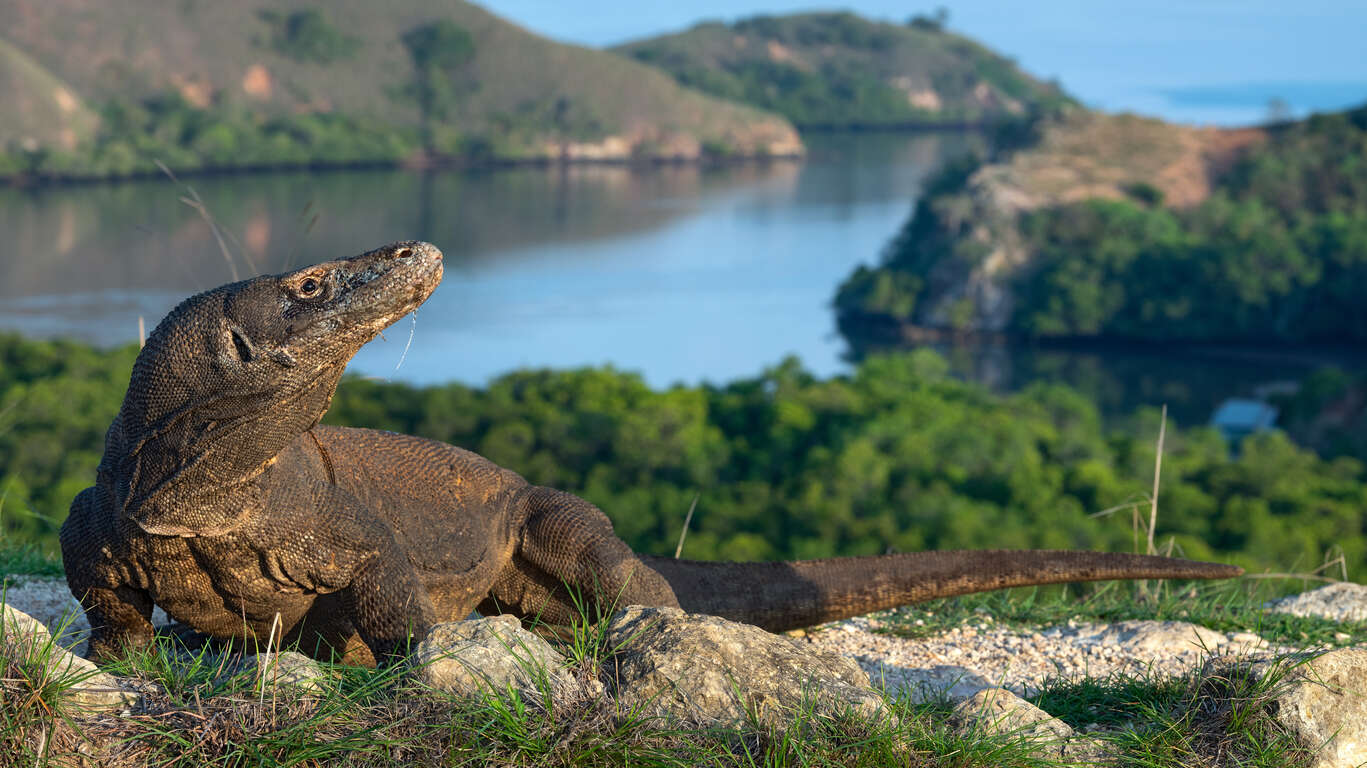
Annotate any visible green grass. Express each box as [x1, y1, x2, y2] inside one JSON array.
[[0, 542, 63, 579], [870, 579, 1367, 648], [1030, 656, 1315, 767]]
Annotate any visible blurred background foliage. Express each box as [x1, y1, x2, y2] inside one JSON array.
[[3, 333, 1360, 578]]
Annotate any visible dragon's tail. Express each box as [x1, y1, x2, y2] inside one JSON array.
[[638, 550, 1242, 632]]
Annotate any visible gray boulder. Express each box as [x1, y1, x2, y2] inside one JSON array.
[[1245, 649, 1367, 768], [239, 650, 330, 696], [605, 605, 889, 728], [413, 615, 576, 701], [953, 687, 1072, 743], [953, 687, 1118, 763], [1, 604, 137, 712]]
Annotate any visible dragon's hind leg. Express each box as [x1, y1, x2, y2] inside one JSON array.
[[478, 486, 679, 628]]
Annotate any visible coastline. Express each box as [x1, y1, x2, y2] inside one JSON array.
[[0, 145, 808, 190]]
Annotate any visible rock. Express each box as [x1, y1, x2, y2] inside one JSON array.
[[1069, 620, 1227, 656], [413, 615, 575, 701], [1, 604, 137, 712], [1245, 649, 1367, 768], [875, 664, 994, 704], [1226, 631, 1270, 651], [1265, 583, 1367, 624], [239, 651, 330, 695], [1063, 734, 1118, 765], [953, 687, 1120, 762], [605, 605, 889, 728], [953, 687, 1073, 743]]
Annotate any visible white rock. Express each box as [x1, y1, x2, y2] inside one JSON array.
[[239, 651, 330, 695], [953, 687, 1072, 743], [607, 606, 889, 728], [1071, 620, 1227, 656], [413, 615, 575, 701], [1, 604, 137, 712], [1249, 649, 1367, 768], [1265, 583, 1367, 624]]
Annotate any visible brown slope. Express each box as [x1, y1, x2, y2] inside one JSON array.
[[0, 0, 800, 159]]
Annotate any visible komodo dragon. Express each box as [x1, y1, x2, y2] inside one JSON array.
[[61, 240, 1243, 666]]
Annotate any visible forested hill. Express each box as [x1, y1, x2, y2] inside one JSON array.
[[614, 12, 1070, 129], [0, 0, 799, 179], [836, 104, 1367, 344]]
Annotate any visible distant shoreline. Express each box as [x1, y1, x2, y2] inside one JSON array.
[[0, 122, 1020, 189], [0, 148, 809, 190]]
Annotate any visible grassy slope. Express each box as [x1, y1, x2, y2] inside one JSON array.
[[970, 110, 1266, 211], [0, 0, 799, 158], [834, 109, 1276, 334], [0, 37, 99, 153], [614, 12, 1068, 128]]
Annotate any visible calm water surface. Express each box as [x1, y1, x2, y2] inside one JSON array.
[[0, 134, 978, 388], [2, 133, 1361, 425]]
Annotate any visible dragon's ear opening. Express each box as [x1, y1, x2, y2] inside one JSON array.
[[229, 326, 254, 363], [220, 319, 296, 369]]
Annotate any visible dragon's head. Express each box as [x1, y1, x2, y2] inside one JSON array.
[[105, 241, 444, 536]]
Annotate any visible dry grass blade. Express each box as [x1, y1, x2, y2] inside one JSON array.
[[674, 494, 699, 559], [1148, 403, 1167, 558], [154, 159, 256, 280]]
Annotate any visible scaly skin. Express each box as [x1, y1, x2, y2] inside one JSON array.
[[61, 241, 1242, 666]]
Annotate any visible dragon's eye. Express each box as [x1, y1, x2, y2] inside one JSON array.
[[298, 277, 321, 297]]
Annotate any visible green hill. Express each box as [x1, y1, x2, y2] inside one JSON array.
[[0, 0, 800, 179], [835, 105, 1367, 344], [0, 37, 99, 175], [614, 12, 1070, 129]]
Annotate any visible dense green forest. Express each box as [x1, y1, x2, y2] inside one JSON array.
[[615, 12, 1069, 128], [837, 105, 1367, 343], [3, 334, 1363, 579]]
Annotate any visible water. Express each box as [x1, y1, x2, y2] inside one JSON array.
[[2, 133, 1362, 426], [0, 134, 981, 387]]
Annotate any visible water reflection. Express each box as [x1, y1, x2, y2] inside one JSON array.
[[0, 133, 983, 384]]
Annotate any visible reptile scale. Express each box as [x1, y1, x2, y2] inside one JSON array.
[[61, 241, 1242, 666]]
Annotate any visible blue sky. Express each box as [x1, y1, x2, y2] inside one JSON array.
[[484, 0, 1367, 125]]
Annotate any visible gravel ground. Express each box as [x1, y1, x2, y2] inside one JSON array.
[[800, 614, 1284, 699]]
